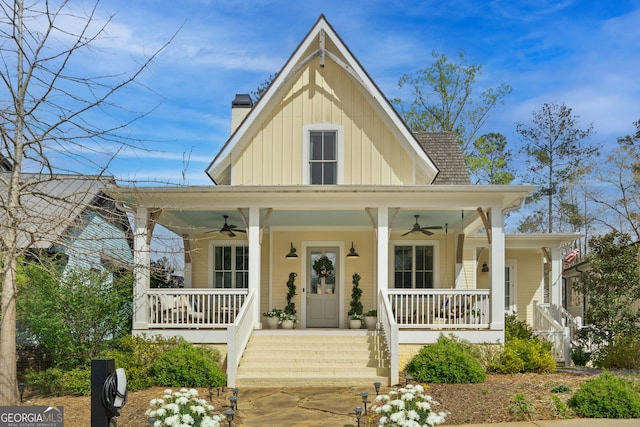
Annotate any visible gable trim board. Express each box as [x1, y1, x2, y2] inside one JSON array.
[[206, 15, 439, 185]]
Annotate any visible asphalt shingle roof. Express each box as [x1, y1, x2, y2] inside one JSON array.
[[413, 132, 471, 185]]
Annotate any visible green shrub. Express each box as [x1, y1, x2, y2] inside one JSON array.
[[505, 313, 534, 341], [508, 393, 535, 420], [549, 395, 572, 418], [25, 367, 91, 396], [60, 368, 91, 396], [25, 368, 65, 397], [550, 384, 571, 393], [151, 342, 226, 387], [102, 334, 182, 391], [597, 335, 640, 369], [488, 338, 555, 374], [568, 372, 640, 418], [570, 346, 591, 367], [405, 335, 486, 384]]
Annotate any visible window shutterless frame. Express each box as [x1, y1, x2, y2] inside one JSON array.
[[302, 124, 343, 185]]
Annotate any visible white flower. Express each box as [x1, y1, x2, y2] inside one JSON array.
[[191, 405, 206, 415], [407, 409, 419, 420], [371, 383, 446, 426], [146, 388, 225, 427], [165, 403, 181, 414], [402, 392, 415, 401], [164, 414, 179, 425], [390, 411, 405, 422]]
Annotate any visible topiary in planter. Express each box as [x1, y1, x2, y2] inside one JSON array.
[[348, 273, 363, 318], [284, 272, 297, 317]]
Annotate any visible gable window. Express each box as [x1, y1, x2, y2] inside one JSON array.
[[211, 244, 248, 288], [393, 244, 437, 288], [309, 131, 337, 184], [302, 124, 343, 185]]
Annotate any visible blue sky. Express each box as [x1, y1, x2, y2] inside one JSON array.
[[81, 0, 640, 185]]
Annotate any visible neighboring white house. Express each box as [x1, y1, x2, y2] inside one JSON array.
[[106, 15, 579, 385]]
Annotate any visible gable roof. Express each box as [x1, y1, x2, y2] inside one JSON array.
[[414, 132, 471, 185], [0, 174, 128, 250], [206, 14, 439, 185]]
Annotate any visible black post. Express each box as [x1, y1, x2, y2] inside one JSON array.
[[91, 358, 115, 427]]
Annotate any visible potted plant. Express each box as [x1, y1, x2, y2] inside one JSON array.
[[263, 308, 282, 329], [364, 309, 377, 330], [283, 272, 297, 328], [279, 311, 297, 329], [348, 272, 363, 329]]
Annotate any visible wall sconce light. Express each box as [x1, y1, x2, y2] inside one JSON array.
[[285, 242, 298, 259], [482, 262, 489, 273], [346, 242, 359, 258]]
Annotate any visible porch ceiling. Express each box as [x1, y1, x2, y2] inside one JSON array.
[[106, 184, 537, 237], [159, 208, 477, 237]]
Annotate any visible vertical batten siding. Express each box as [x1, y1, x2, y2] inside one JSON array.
[[232, 58, 414, 186]]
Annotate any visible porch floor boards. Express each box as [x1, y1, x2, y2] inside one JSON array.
[[235, 329, 390, 387]]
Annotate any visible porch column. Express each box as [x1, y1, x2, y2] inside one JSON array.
[[489, 204, 505, 333], [248, 207, 261, 328], [550, 246, 563, 322], [133, 207, 150, 330], [377, 207, 389, 293]]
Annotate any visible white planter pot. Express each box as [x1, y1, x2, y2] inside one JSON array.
[[364, 316, 377, 330], [349, 319, 362, 329], [265, 316, 279, 329], [281, 319, 295, 329]]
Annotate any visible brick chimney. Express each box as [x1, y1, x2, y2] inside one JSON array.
[[231, 94, 253, 133]]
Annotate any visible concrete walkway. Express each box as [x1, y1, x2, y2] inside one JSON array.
[[231, 386, 638, 427]]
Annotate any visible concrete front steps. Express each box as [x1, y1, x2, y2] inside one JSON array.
[[235, 329, 390, 387]]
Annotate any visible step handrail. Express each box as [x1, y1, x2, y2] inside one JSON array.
[[379, 287, 398, 386], [226, 289, 257, 387]]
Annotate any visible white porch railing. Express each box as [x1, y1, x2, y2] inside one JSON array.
[[226, 289, 257, 387], [533, 301, 570, 364], [378, 288, 399, 386], [147, 289, 249, 328], [386, 289, 491, 328]]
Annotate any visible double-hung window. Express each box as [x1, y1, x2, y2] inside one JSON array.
[[309, 130, 337, 184], [393, 244, 437, 288], [212, 244, 248, 288]]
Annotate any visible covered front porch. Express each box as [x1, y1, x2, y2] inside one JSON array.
[[109, 184, 541, 385]]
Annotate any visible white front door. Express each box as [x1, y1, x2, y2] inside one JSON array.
[[306, 248, 339, 327]]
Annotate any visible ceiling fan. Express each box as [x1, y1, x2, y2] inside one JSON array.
[[208, 215, 246, 237], [402, 215, 443, 236]]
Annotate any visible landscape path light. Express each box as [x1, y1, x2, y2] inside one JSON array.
[[354, 406, 363, 427], [223, 409, 235, 427]]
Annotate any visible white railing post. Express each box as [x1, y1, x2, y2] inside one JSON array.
[[563, 326, 571, 366], [133, 207, 150, 330]]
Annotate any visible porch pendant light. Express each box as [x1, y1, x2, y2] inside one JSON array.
[[346, 242, 359, 258], [285, 242, 298, 259]]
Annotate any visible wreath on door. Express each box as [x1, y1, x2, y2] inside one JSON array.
[[313, 255, 334, 277]]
